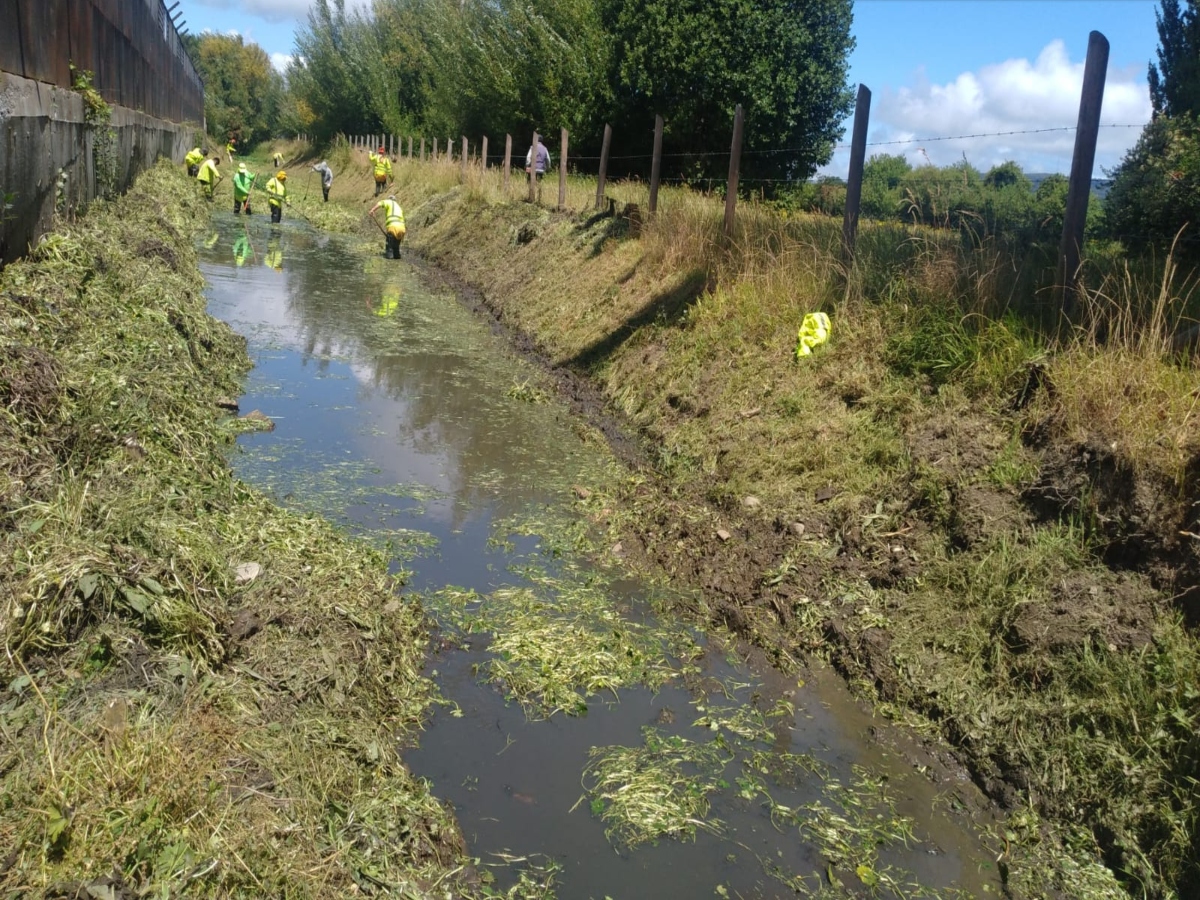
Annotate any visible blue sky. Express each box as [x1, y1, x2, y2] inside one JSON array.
[[180, 0, 1161, 174]]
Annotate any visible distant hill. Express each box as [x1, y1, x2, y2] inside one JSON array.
[[1028, 172, 1113, 199]]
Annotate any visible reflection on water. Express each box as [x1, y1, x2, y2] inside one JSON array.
[[201, 216, 1002, 899]]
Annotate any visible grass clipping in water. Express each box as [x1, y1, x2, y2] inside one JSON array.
[[0, 162, 464, 897], [429, 570, 700, 717], [579, 728, 730, 847]]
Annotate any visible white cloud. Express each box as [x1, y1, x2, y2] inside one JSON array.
[[191, 0, 370, 24], [270, 52, 294, 72], [823, 40, 1152, 177]]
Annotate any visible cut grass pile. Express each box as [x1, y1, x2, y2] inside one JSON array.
[[0, 162, 466, 897], [334, 148, 1200, 896], [425, 562, 701, 718]]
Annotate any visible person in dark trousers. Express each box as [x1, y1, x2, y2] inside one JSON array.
[[232, 163, 256, 215], [312, 160, 334, 202], [368, 194, 406, 259], [266, 171, 288, 224], [524, 138, 551, 203]]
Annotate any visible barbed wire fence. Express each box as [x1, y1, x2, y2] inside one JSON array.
[[340, 30, 1116, 311]]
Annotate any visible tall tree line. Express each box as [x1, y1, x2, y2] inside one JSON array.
[[286, 0, 856, 185]]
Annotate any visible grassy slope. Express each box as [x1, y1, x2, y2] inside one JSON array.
[[0, 163, 465, 897], [295, 144, 1200, 898]]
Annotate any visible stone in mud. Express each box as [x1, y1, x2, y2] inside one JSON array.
[[716, 528, 732, 542], [234, 561, 262, 584], [742, 496, 761, 510], [573, 485, 592, 500], [216, 397, 240, 411], [240, 410, 275, 431], [815, 484, 839, 503], [790, 521, 806, 537], [227, 607, 264, 642]]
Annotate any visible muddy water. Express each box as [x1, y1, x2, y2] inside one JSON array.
[[200, 217, 1002, 899]]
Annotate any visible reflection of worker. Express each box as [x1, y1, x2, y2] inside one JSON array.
[[264, 237, 283, 272], [368, 194, 406, 259], [369, 146, 393, 196], [184, 146, 205, 177], [233, 163, 256, 215], [266, 170, 288, 224], [205, 231, 220, 249], [525, 138, 551, 203], [312, 160, 334, 202], [196, 154, 221, 200], [373, 286, 400, 317], [233, 231, 252, 267]]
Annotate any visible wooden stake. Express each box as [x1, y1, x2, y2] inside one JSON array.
[[529, 131, 540, 203], [723, 104, 744, 242], [595, 123, 612, 209], [842, 84, 872, 264], [504, 134, 512, 192], [481, 135, 489, 170], [559, 128, 568, 210], [649, 114, 664, 216], [1057, 31, 1110, 317]]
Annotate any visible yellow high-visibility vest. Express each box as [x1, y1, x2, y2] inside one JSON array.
[[370, 153, 392, 179], [266, 177, 287, 208], [185, 148, 204, 166], [197, 159, 220, 184], [380, 199, 405, 238]]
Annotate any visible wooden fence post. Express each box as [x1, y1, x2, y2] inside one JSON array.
[[481, 135, 489, 170], [1057, 30, 1110, 317], [408, 135, 413, 159], [529, 131, 539, 203], [432, 137, 438, 161], [842, 84, 872, 264], [462, 136, 468, 180], [595, 123, 612, 209], [559, 128, 568, 210], [723, 104, 745, 242], [447, 137, 452, 162], [420, 137, 425, 161], [504, 134, 512, 192], [649, 114, 664, 216]]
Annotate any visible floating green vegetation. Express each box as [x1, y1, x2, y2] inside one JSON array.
[[426, 573, 701, 717], [478, 854, 563, 899], [579, 727, 732, 847]]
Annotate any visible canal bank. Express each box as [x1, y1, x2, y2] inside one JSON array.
[[0, 164, 466, 897]]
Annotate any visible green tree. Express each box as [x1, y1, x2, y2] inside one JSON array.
[[861, 153, 910, 218], [598, 0, 855, 185], [983, 160, 1031, 191], [1148, 0, 1200, 117], [186, 32, 283, 146]]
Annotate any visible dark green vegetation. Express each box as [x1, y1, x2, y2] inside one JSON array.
[[288, 0, 855, 182], [0, 164, 464, 896], [183, 32, 288, 145], [1106, 0, 1200, 258]]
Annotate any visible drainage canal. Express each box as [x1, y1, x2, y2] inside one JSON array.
[[200, 217, 1002, 899]]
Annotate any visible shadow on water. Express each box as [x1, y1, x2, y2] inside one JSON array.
[[200, 215, 1003, 899]]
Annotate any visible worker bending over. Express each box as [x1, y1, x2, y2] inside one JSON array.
[[266, 170, 288, 224], [368, 194, 406, 259], [273, 151, 284, 168], [312, 160, 334, 202], [196, 154, 222, 201], [233, 163, 256, 215], [369, 146, 393, 196], [184, 147, 205, 177]]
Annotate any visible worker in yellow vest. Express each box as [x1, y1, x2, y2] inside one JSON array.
[[368, 145, 392, 196], [226, 138, 236, 165], [196, 154, 222, 200], [184, 147, 205, 177], [266, 170, 288, 224], [368, 194, 406, 259], [233, 163, 256, 215]]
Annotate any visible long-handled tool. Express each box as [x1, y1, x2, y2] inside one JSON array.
[[364, 211, 388, 239]]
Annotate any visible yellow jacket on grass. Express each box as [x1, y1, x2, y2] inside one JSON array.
[[795, 312, 831, 359]]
